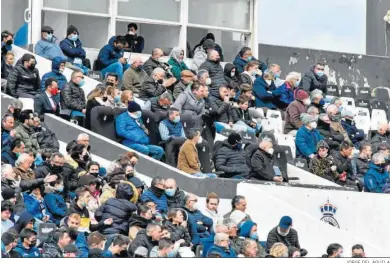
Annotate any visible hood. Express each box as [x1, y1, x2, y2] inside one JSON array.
[[77, 174, 100, 188], [239, 220, 256, 238], [65, 154, 79, 170], [224, 63, 236, 75], [52, 56, 67, 73], [116, 183, 134, 200], [13, 211, 34, 233], [128, 176, 144, 189], [128, 214, 151, 228], [369, 162, 383, 172], [108, 36, 117, 46]]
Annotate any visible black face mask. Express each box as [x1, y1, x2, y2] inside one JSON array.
[[102, 97, 108, 102], [6, 40, 13, 46], [51, 164, 63, 174], [157, 79, 163, 85], [378, 163, 387, 169], [126, 172, 134, 179], [13, 109, 21, 120], [89, 172, 99, 177], [29, 63, 36, 70], [82, 154, 89, 162], [29, 240, 37, 248], [106, 81, 115, 87]]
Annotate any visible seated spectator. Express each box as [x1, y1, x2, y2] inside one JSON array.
[[249, 139, 285, 182], [44, 177, 66, 225], [239, 61, 261, 87], [173, 81, 205, 123], [34, 78, 60, 119], [310, 89, 325, 114], [2, 139, 24, 166], [143, 48, 175, 79], [307, 105, 320, 119], [253, 70, 277, 110], [104, 85, 121, 108], [120, 90, 133, 108], [231, 96, 260, 135], [316, 113, 344, 154], [1, 231, 18, 258], [7, 53, 40, 98], [1, 52, 14, 89], [1, 201, 15, 232], [142, 92, 172, 114], [106, 151, 139, 175], [124, 23, 144, 53], [116, 101, 164, 160], [272, 72, 300, 110], [42, 229, 73, 258], [192, 39, 216, 72], [1, 30, 13, 58], [165, 178, 185, 209], [211, 85, 235, 133], [96, 36, 129, 81], [233, 47, 267, 74], [364, 152, 390, 193], [35, 26, 65, 61], [341, 110, 365, 148], [236, 220, 267, 257], [5, 99, 23, 127], [64, 143, 89, 177], [269, 242, 289, 258], [23, 186, 52, 223], [200, 193, 223, 232], [67, 187, 93, 219], [370, 122, 390, 152], [164, 208, 191, 246], [15, 110, 40, 156], [300, 62, 328, 95], [87, 231, 108, 258], [215, 132, 250, 179], [223, 195, 251, 224], [173, 70, 195, 100], [128, 205, 153, 241], [327, 104, 350, 142], [149, 237, 177, 258], [128, 223, 162, 256], [85, 85, 106, 130], [238, 239, 258, 258], [105, 235, 131, 257], [60, 69, 87, 119], [206, 233, 236, 258], [295, 114, 323, 159], [141, 177, 168, 215], [59, 25, 89, 74], [323, 243, 343, 258], [177, 129, 217, 178], [197, 69, 211, 88], [284, 90, 310, 135], [223, 63, 240, 92], [105, 73, 119, 88], [352, 244, 366, 258], [14, 228, 41, 258], [40, 56, 67, 98], [330, 96, 343, 111], [309, 140, 341, 183], [330, 140, 356, 187], [269, 64, 283, 88], [353, 143, 372, 187], [199, 50, 227, 98], [139, 68, 174, 101], [168, 47, 189, 80], [1, 113, 15, 149], [95, 183, 137, 235], [123, 56, 147, 95]]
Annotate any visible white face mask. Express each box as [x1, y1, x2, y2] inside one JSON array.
[[303, 98, 311, 106], [192, 202, 199, 211], [230, 72, 235, 78], [277, 226, 290, 236], [310, 122, 317, 129], [205, 78, 212, 86], [265, 79, 272, 86], [197, 136, 203, 144], [267, 148, 274, 155], [158, 57, 165, 63]]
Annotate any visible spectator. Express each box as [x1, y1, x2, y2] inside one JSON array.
[[269, 243, 289, 258], [200, 193, 223, 232], [23, 186, 52, 223], [34, 78, 60, 119], [272, 71, 300, 110], [44, 177, 66, 225], [42, 229, 72, 258], [123, 56, 147, 94], [327, 104, 350, 142], [67, 187, 93, 219], [231, 96, 260, 135], [149, 237, 176, 258], [211, 85, 235, 133], [40, 56, 67, 97], [120, 90, 133, 108], [316, 113, 344, 154], [1, 201, 15, 232], [7, 53, 40, 98], [199, 50, 227, 98], [236, 220, 267, 257], [168, 47, 189, 80], [15, 110, 39, 155], [266, 216, 302, 253], [352, 244, 365, 258], [269, 64, 284, 88], [284, 90, 310, 135], [128, 223, 162, 256], [239, 61, 261, 87], [5, 98, 23, 126], [165, 178, 185, 209], [223, 63, 240, 91], [197, 69, 211, 88], [364, 152, 390, 193], [173, 70, 195, 100], [1, 231, 18, 258], [139, 68, 173, 100], [206, 233, 236, 258], [307, 106, 319, 119], [141, 177, 168, 215], [341, 110, 365, 148], [165, 208, 191, 246], [299, 62, 328, 95], [310, 89, 325, 114], [323, 243, 343, 258], [104, 86, 121, 108], [63, 244, 80, 258], [95, 183, 137, 235], [97, 36, 129, 81], [59, 25, 89, 74], [116, 101, 164, 160], [223, 195, 250, 224], [60, 69, 87, 119], [253, 69, 277, 110], [106, 151, 140, 175], [64, 143, 89, 177], [354, 143, 372, 187], [128, 205, 153, 240], [233, 47, 267, 74], [238, 239, 258, 258], [249, 139, 284, 182], [11, 210, 35, 233], [85, 85, 106, 130], [330, 97, 343, 111], [309, 140, 341, 183], [295, 114, 323, 159], [142, 92, 172, 114], [370, 122, 390, 152], [331, 140, 355, 187], [215, 132, 250, 179], [2, 139, 24, 166], [35, 26, 65, 61], [1, 52, 14, 89], [14, 228, 40, 258], [192, 39, 215, 71], [177, 129, 216, 178], [173, 81, 206, 122], [124, 23, 144, 53], [1, 113, 15, 150], [87, 231, 107, 258]]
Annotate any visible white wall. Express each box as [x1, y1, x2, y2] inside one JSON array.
[[258, 0, 367, 54], [1, 0, 28, 35]]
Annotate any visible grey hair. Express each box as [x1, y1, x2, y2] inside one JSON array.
[[130, 55, 143, 65], [259, 139, 273, 149], [170, 47, 183, 61], [50, 152, 64, 160], [77, 133, 89, 141], [214, 233, 229, 244], [262, 69, 275, 79], [10, 99, 23, 109], [319, 113, 329, 121], [197, 69, 209, 79], [326, 104, 338, 114], [152, 67, 165, 77], [310, 89, 323, 100], [241, 239, 257, 254], [1, 164, 13, 177], [159, 91, 172, 101], [285, 72, 300, 82], [307, 106, 319, 114], [372, 152, 385, 164], [15, 153, 31, 167]]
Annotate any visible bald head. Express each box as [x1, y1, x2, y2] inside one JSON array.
[[152, 48, 164, 59], [208, 50, 220, 61], [131, 56, 143, 68], [378, 122, 389, 135], [165, 178, 177, 190], [215, 224, 228, 234], [259, 139, 273, 152], [326, 104, 338, 116]]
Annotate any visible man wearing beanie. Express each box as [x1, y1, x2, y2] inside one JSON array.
[[214, 132, 250, 179], [284, 90, 310, 135], [192, 38, 216, 71], [309, 140, 341, 183], [35, 25, 66, 61], [115, 101, 164, 160], [295, 113, 323, 159]]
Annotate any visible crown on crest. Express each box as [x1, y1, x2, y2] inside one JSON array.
[[320, 199, 337, 216]]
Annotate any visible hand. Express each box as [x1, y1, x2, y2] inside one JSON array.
[[119, 57, 126, 64], [228, 122, 233, 127], [250, 122, 257, 128], [104, 218, 113, 225], [196, 221, 203, 225], [44, 174, 58, 183], [43, 215, 50, 222], [251, 95, 255, 101], [309, 154, 315, 159], [273, 176, 283, 182], [331, 165, 337, 172], [10, 129, 16, 137], [223, 96, 230, 103], [181, 221, 187, 228], [176, 239, 185, 245], [82, 109, 86, 114]]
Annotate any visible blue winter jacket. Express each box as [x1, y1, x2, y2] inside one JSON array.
[[206, 244, 237, 258], [233, 54, 267, 74], [184, 207, 213, 245], [140, 189, 168, 214], [43, 192, 67, 225], [14, 242, 41, 258], [97, 36, 124, 67], [1, 128, 13, 151], [22, 193, 53, 222], [364, 163, 389, 193], [75, 231, 89, 258], [59, 38, 86, 63], [272, 82, 294, 109], [35, 37, 66, 61], [295, 126, 323, 158], [40, 56, 68, 92], [253, 77, 277, 109], [341, 119, 365, 145], [115, 112, 150, 146]]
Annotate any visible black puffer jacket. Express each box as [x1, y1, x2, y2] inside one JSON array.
[[199, 59, 227, 98], [1, 178, 25, 213], [139, 76, 166, 100], [35, 123, 59, 152], [210, 97, 233, 124], [231, 107, 253, 126], [223, 63, 240, 91], [266, 226, 300, 252], [299, 66, 328, 94], [331, 151, 355, 184], [128, 214, 151, 229], [164, 220, 191, 246], [356, 156, 369, 179], [166, 188, 186, 209], [95, 183, 137, 235], [317, 119, 344, 154], [7, 58, 40, 98], [128, 229, 158, 256], [249, 148, 277, 181], [143, 57, 163, 76], [60, 81, 86, 111], [215, 140, 250, 178]]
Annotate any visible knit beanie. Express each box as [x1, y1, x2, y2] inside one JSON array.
[[296, 90, 309, 101], [227, 132, 242, 145], [67, 25, 79, 36], [1, 232, 15, 246], [1, 188, 16, 200], [229, 210, 247, 226], [127, 101, 141, 113], [300, 113, 316, 125], [203, 39, 216, 50], [239, 220, 256, 238]]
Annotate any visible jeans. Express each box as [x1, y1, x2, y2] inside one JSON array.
[[128, 143, 164, 160], [214, 121, 258, 134], [165, 137, 186, 166], [74, 63, 89, 75], [71, 111, 85, 118], [192, 172, 217, 178], [101, 62, 130, 81], [235, 120, 261, 135]]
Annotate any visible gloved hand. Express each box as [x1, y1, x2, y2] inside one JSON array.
[[34, 154, 44, 166]]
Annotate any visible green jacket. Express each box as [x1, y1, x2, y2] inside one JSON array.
[[168, 57, 189, 80], [15, 124, 40, 156]]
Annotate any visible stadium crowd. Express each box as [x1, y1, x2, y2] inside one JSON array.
[[0, 22, 388, 258]]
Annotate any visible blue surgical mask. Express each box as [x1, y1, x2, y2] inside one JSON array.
[[56, 186, 64, 192], [234, 143, 243, 150], [316, 71, 324, 78], [165, 189, 176, 197], [246, 56, 253, 62], [45, 33, 53, 42], [250, 233, 258, 240], [133, 111, 142, 119], [69, 34, 78, 41], [295, 80, 300, 87], [79, 79, 85, 87], [319, 98, 325, 106], [167, 250, 175, 258], [114, 95, 121, 103], [173, 116, 180, 123], [274, 72, 281, 79]]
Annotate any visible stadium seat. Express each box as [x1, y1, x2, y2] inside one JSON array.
[[239, 131, 258, 145], [141, 110, 164, 145], [356, 87, 371, 100], [374, 87, 390, 101], [293, 158, 308, 171], [276, 134, 296, 159], [340, 97, 355, 112], [220, 128, 235, 138], [266, 109, 282, 120], [371, 109, 387, 131], [274, 146, 290, 181], [87, 71, 103, 82], [261, 118, 283, 135], [354, 107, 370, 139], [355, 99, 371, 112], [19, 97, 34, 110], [371, 99, 388, 111], [180, 114, 197, 138], [326, 85, 339, 97], [340, 85, 356, 98]]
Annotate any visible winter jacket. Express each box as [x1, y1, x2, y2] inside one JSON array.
[[331, 151, 355, 183], [168, 57, 189, 80], [330, 121, 350, 142], [1, 126, 13, 150], [35, 37, 65, 61], [284, 100, 307, 133], [1, 149, 17, 166], [215, 140, 250, 178], [341, 119, 364, 145], [223, 63, 240, 91], [14, 167, 35, 182], [177, 139, 201, 174], [236, 221, 267, 257], [140, 188, 168, 214], [233, 55, 267, 74], [59, 38, 86, 63], [249, 148, 277, 181], [207, 244, 237, 258], [1, 62, 13, 80], [35, 123, 59, 152], [272, 82, 294, 109], [355, 156, 370, 180], [44, 192, 67, 225], [128, 214, 151, 229], [60, 81, 86, 111], [115, 111, 150, 145], [14, 124, 40, 156], [122, 67, 147, 94], [364, 163, 389, 193], [192, 46, 207, 72], [173, 87, 205, 117], [231, 107, 253, 126], [164, 220, 191, 246], [316, 119, 344, 154], [23, 192, 52, 221], [199, 59, 227, 98], [253, 77, 277, 109], [7, 59, 41, 98], [40, 56, 68, 92], [42, 238, 63, 258], [143, 57, 164, 76], [210, 97, 233, 124], [14, 242, 41, 258], [166, 188, 186, 209], [266, 226, 300, 251], [97, 36, 124, 68], [295, 126, 323, 158], [240, 72, 254, 86], [143, 97, 169, 114], [138, 76, 166, 100], [299, 66, 328, 94], [309, 155, 340, 183], [370, 132, 390, 153], [173, 80, 188, 100], [184, 207, 213, 245], [128, 229, 159, 256]]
